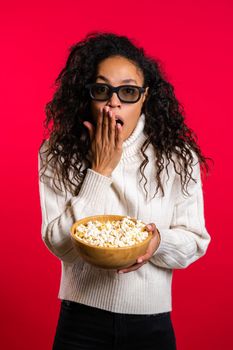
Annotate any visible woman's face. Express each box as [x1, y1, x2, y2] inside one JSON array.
[[90, 55, 149, 141]]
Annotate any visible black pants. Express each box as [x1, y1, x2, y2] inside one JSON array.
[[52, 300, 177, 350]]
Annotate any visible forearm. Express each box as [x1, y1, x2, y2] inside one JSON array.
[[149, 184, 211, 269], [40, 168, 113, 263], [150, 225, 211, 269]]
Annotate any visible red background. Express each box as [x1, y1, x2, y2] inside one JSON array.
[[1, 1, 232, 349]]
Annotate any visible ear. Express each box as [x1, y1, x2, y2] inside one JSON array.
[[142, 87, 149, 103]]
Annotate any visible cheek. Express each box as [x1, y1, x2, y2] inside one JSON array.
[[90, 102, 104, 119], [126, 103, 143, 122]]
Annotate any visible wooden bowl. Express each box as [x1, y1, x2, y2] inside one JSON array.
[[70, 215, 152, 270]]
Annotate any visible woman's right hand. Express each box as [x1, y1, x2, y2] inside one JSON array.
[[83, 106, 123, 177]]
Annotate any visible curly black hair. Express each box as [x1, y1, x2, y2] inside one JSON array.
[[40, 31, 212, 199]]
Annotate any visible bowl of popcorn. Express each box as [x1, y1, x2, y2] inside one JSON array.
[[70, 215, 153, 270]]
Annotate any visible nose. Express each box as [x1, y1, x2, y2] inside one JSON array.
[[106, 92, 121, 107]]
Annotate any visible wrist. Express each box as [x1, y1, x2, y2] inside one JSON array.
[[91, 167, 112, 177]]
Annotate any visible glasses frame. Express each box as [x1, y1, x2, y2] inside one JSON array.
[[85, 83, 147, 103]]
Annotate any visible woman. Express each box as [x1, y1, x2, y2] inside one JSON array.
[[38, 31, 211, 350]]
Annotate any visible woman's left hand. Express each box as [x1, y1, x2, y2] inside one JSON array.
[[117, 223, 161, 274]]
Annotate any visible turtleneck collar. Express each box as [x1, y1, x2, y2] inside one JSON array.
[[121, 112, 147, 160]]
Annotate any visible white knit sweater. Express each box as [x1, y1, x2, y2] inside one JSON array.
[[38, 113, 211, 314]]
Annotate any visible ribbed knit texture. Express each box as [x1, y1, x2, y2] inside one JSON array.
[[38, 112, 211, 314]]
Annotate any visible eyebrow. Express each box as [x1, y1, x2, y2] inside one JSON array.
[[96, 75, 138, 84]]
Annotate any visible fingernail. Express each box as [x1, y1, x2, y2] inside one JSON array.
[[138, 258, 143, 263], [147, 225, 152, 230]]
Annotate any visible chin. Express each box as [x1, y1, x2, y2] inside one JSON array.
[[122, 130, 130, 141], [125, 127, 135, 139]]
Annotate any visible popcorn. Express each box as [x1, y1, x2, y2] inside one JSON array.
[[74, 216, 148, 248]]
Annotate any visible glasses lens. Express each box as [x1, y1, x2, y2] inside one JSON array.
[[119, 86, 140, 102], [90, 84, 110, 100]]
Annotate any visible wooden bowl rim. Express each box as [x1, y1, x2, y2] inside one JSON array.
[[70, 215, 153, 251]]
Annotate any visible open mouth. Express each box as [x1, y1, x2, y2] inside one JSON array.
[[115, 117, 124, 126]]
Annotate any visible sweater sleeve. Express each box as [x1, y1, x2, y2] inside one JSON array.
[[38, 143, 113, 263], [149, 156, 211, 269]]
